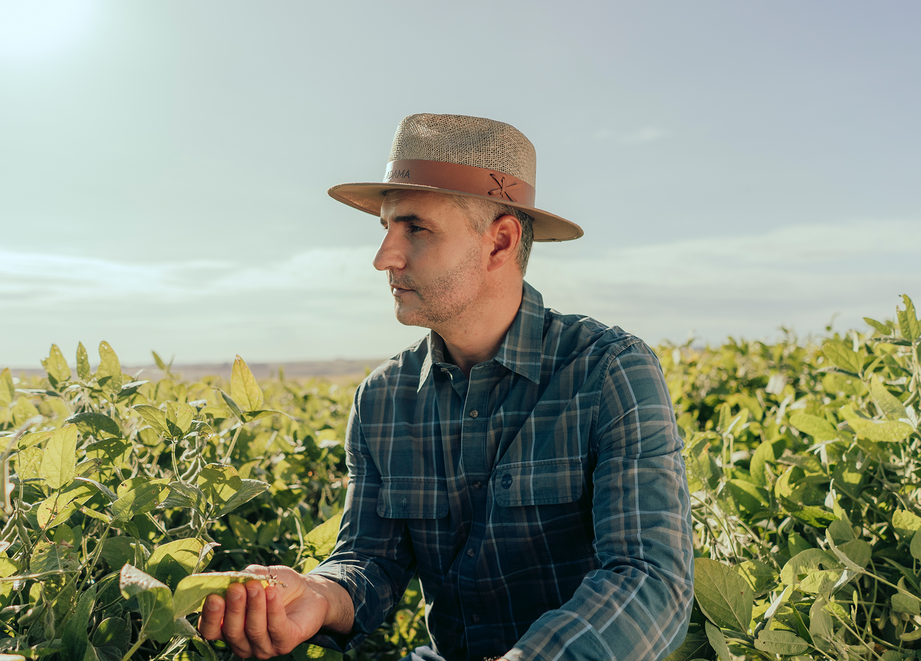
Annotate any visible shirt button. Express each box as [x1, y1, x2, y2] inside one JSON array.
[[471, 613, 480, 623], [472, 481, 482, 490], [469, 410, 478, 418], [467, 548, 476, 558]]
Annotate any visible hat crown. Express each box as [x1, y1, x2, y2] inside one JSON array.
[[389, 114, 537, 187]]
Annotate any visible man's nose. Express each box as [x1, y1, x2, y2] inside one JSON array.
[[372, 228, 406, 272]]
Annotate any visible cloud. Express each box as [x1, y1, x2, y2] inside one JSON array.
[[526, 218, 921, 345], [3, 219, 919, 366]]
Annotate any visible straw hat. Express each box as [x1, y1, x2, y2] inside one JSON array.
[[328, 113, 583, 242]]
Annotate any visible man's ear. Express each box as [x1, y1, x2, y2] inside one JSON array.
[[484, 214, 522, 272]]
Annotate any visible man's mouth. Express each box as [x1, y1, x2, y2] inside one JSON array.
[[389, 279, 415, 296]]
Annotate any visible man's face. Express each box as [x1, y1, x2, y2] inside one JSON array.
[[373, 191, 488, 333]]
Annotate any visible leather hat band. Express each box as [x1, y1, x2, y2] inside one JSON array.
[[383, 159, 536, 207]]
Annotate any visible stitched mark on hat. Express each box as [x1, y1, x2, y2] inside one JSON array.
[[488, 173, 519, 202], [386, 168, 411, 180]]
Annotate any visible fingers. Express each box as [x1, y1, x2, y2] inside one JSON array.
[[197, 593, 226, 641], [264, 585, 297, 654], [242, 581, 275, 659], [221, 582, 255, 658]]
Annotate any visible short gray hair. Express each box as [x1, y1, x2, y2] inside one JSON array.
[[448, 195, 534, 274]]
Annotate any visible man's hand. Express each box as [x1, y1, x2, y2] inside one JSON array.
[[197, 565, 353, 659]]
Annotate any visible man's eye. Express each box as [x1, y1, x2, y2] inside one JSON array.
[[409, 225, 425, 234]]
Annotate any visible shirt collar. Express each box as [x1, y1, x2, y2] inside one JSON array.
[[418, 281, 544, 390]]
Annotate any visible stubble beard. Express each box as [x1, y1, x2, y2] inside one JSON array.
[[390, 244, 483, 330]]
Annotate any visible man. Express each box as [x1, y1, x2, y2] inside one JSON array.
[[198, 114, 694, 660]]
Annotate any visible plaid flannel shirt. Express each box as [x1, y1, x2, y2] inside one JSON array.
[[310, 282, 693, 661]]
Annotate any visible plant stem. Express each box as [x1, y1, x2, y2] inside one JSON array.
[[121, 633, 147, 661]]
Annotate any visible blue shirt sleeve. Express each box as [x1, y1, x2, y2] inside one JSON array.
[[307, 387, 417, 652], [507, 344, 695, 661]]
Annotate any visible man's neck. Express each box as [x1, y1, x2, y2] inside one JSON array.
[[438, 282, 523, 377]]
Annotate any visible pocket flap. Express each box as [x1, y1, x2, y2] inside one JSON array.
[[376, 477, 449, 519], [494, 457, 584, 507]]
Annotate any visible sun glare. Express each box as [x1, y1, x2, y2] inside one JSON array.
[[0, 0, 98, 62]]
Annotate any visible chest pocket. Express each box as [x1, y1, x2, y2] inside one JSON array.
[[376, 477, 449, 519], [494, 457, 584, 507]]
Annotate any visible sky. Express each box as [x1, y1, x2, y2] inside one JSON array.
[[1, 1, 919, 369]]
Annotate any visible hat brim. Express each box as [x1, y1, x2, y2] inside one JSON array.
[[328, 182, 583, 242]]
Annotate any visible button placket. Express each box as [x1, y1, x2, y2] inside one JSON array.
[[457, 363, 494, 647]]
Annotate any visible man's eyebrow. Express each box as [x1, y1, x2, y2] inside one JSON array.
[[380, 214, 424, 227]]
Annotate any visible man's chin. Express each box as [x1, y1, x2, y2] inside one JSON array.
[[393, 306, 425, 329]]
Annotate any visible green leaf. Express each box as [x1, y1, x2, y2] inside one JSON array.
[[892, 510, 921, 538], [36, 482, 95, 529], [96, 341, 122, 392], [228, 514, 259, 543], [172, 571, 282, 620], [780, 549, 843, 594], [10, 396, 40, 428], [822, 372, 866, 398], [152, 350, 168, 372], [101, 537, 139, 571], [859, 420, 915, 443], [789, 413, 838, 441], [65, 412, 121, 440], [119, 564, 174, 638], [823, 341, 862, 374], [704, 621, 731, 661], [214, 479, 270, 518], [147, 539, 212, 590], [737, 559, 778, 595], [161, 482, 208, 515], [911, 530, 921, 561], [661, 631, 709, 661], [831, 453, 868, 499], [827, 518, 857, 544], [305, 513, 343, 558], [60, 584, 95, 661], [231, 355, 264, 412], [864, 317, 893, 335], [869, 376, 908, 421], [727, 479, 769, 514], [198, 464, 243, 504], [242, 408, 287, 423], [92, 616, 130, 653], [754, 630, 810, 655], [898, 294, 920, 342], [111, 479, 170, 521], [809, 597, 835, 652], [892, 593, 921, 616], [749, 438, 781, 488], [40, 424, 78, 490], [218, 390, 245, 421], [684, 433, 722, 492], [693, 558, 753, 632], [76, 342, 92, 381], [133, 405, 171, 437], [42, 344, 71, 387], [31, 539, 79, 574], [828, 538, 872, 572], [165, 402, 194, 435], [0, 368, 14, 406], [85, 437, 131, 469]]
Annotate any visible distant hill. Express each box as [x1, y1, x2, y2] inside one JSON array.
[[7, 359, 385, 384]]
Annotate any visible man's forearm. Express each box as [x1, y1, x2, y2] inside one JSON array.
[[306, 574, 355, 635]]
